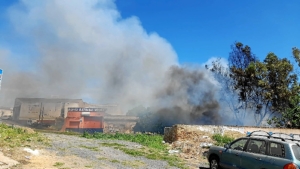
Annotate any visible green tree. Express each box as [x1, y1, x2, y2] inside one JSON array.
[[229, 42, 257, 70], [263, 54, 297, 112], [251, 53, 298, 125], [228, 42, 259, 124], [229, 42, 298, 126], [267, 48, 300, 128], [206, 58, 246, 125], [293, 47, 300, 66], [268, 93, 300, 128]]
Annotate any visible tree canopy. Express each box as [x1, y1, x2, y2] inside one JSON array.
[[207, 42, 300, 127]]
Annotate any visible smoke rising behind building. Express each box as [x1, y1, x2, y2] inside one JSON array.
[[0, 0, 227, 126]]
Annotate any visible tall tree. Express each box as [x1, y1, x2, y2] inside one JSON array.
[[267, 48, 300, 128], [268, 93, 300, 128], [228, 42, 258, 123], [293, 47, 300, 66], [252, 53, 297, 125], [229, 42, 257, 70], [229, 42, 298, 126], [206, 58, 246, 125]]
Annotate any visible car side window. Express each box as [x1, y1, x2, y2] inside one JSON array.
[[246, 139, 266, 154], [230, 138, 248, 151], [269, 142, 285, 157]]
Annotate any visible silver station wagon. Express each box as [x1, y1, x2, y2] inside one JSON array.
[[206, 130, 300, 169]]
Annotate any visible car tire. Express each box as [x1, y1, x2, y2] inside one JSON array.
[[209, 155, 221, 169]]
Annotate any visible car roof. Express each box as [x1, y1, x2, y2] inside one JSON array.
[[243, 130, 300, 146]]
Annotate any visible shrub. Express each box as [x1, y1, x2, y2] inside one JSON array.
[[82, 132, 165, 150], [0, 123, 46, 148], [212, 134, 234, 146]]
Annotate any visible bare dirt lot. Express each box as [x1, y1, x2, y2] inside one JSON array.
[[0, 120, 212, 169], [0, 131, 209, 169]]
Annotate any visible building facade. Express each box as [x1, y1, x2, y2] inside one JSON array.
[[12, 98, 138, 133]]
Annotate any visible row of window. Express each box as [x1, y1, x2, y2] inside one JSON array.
[[231, 138, 285, 157]]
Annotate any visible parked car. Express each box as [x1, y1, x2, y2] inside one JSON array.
[[206, 130, 300, 169]]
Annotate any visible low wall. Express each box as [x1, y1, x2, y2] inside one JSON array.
[[164, 124, 300, 143]]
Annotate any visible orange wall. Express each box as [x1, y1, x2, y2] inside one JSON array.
[[64, 111, 104, 129]]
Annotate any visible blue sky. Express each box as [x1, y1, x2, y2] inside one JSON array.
[[0, 0, 298, 120], [0, 0, 300, 65], [116, 0, 300, 64]]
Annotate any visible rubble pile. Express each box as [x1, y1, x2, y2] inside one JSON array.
[[164, 125, 245, 162], [164, 125, 213, 162]]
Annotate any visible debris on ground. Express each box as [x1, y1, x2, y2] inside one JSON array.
[[164, 125, 245, 168], [0, 151, 19, 169]]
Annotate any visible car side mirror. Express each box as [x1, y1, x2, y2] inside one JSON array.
[[224, 144, 230, 149]]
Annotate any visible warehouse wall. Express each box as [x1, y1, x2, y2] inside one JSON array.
[[13, 98, 85, 121]]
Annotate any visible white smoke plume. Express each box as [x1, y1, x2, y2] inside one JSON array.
[[0, 0, 222, 124]]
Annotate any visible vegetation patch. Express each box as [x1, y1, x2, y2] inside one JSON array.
[[79, 144, 99, 151], [0, 123, 47, 148], [122, 160, 145, 168], [83, 132, 165, 150], [212, 134, 234, 146], [84, 132, 187, 169], [110, 159, 120, 163], [53, 162, 65, 167], [98, 156, 108, 160], [102, 142, 146, 157]]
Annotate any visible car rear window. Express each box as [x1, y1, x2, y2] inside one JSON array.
[[269, 142, 285, 157], [292, 145, 300, 161]]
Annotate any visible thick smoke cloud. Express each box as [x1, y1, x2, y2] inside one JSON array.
[[153, 66, 221, 125], [0, 0, 222, 125]]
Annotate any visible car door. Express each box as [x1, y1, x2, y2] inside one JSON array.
[[240, 138, 268, 169], [220, 138, 248, 169], [260, 141, 289, 169]]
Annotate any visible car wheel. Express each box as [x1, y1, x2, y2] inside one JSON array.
[[209, 156, 220, 169]]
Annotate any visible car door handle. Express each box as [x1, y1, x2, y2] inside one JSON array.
[[255, 157, 262, 161], [235, 153, 239, 156]]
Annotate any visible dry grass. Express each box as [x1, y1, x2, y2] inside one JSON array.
[[223, 130, 245, 139]]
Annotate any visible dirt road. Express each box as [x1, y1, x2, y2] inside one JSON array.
[[1, 120, 209, 169], [0, 132, 190, 169]]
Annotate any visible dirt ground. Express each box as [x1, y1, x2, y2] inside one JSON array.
[[0, 148, 116, 169], [0, 121, 216, 169], [0, 135, 209, 169]]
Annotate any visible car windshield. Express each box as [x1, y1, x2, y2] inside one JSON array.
[[292, 145, 300, 160]]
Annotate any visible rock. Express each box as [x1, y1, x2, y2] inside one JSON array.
[[23, 148, 39, 156], [168, 150, 180, 154], [0, 151, 19, 169], [200, 142, 213, 148]]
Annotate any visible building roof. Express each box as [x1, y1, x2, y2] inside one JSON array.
[[103, 115, 139, 121], [13, 98, 85, 108], [15, 98, 84, 103], [86, 104, 123, 115]]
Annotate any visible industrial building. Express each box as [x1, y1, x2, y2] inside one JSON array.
[[12, 98, 138, 133], [61, 107, 138, 133], [13, 98, 87, 125]]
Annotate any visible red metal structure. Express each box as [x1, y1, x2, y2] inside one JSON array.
[[61, 108, 106, 133]]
